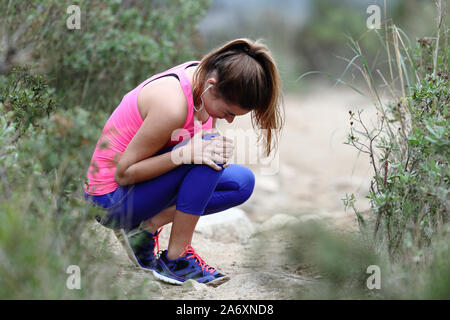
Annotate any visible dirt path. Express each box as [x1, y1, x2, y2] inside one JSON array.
[[93, 87, 379, 299]]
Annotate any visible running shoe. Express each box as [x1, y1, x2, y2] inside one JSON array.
[[153, 245, 229, 285], [114, 227, 162, 271]]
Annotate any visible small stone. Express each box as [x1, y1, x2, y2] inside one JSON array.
[[256, 213, 299, 233], [145, 280, 163, 295], [298, 213, 323, 223], [256, 176, 280, 193], [182, 279, 206, 291], [195, 208, 254, 243]]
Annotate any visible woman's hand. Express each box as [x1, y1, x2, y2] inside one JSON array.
[[179, 129, 234, 171], [211, 134, 234, 169]]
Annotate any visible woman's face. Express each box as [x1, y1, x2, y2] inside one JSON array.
[[201, 80, 250, 123]]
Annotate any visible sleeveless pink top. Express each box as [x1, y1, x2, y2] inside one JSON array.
[[84, 61, 213, 195]]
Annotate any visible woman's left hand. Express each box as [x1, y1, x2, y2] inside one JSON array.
[[211, 135, 234, 168]]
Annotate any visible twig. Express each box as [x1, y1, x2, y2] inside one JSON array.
[[433, 0, 443, 77], [357, 110, 386, 194], [383, 160, 389, 187], [384, 0, 395, 86], [376, 69, 398, 101], [392, 26, 405, 97]]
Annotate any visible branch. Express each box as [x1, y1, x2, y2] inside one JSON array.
[[433, 0, 443, 77]]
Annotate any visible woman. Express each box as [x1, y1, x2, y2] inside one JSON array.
[[84, 38, 284, 285]]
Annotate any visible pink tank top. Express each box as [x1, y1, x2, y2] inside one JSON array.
[[84, 61, 213, 195]]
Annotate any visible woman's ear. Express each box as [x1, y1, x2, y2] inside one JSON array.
[[206, 78, 219, 98], [206, 77, 217, 87]]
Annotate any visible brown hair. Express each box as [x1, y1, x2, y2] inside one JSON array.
[[192, 38, 285, 157]]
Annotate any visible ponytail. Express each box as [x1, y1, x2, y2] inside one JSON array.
[[193, 38, 285, 157]]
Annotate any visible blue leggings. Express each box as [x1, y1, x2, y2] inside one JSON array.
[[84, 135, 255, 231]]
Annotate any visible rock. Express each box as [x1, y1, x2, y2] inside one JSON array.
[[255, 175, 279, 193], [256, 213, 299, 233], [195, 208, 255, 243], [297, 213, 324, 223], [296, 210, 352, 223], [182, 279, 206, 291], [145, 280, 163, 295], [114, 271, 163, 297], [83, 221, 132, 266]]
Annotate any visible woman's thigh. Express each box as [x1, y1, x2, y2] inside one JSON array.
[[101, 163, 195, 229], [88, 135, 255, 229], [203, 164, 255, 215]]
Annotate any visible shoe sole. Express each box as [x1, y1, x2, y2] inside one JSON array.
[[152, 269, 231, 287], [152, 270, 184, 285], [113, 229, 155, 272]]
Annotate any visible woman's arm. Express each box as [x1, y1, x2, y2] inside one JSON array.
[[115, 148, 185, 186], [114, 87, 187, 186]]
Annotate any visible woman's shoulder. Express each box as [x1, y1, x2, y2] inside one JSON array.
[[137, 75, 188, 127]]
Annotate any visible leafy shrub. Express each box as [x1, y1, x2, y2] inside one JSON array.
[[0, 66, 56, 138], [1, 0, 210, 112], [291, 2, 449, 299], [0, 0, 211, 299], [343, 34, 449, 259], [287, 221, 450, 299]]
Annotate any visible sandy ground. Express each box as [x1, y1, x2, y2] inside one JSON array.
[[92, 87, 380, 299]]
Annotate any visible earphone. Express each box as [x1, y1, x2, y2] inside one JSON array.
[[194, 84, 214, 112], [202, 84, 214, 95]]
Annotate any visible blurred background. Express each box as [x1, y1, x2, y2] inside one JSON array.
[[0, 0, 448, 299], [197, 0, 441, 92]]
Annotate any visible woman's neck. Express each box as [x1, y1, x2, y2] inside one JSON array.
[[193, 108, 210, 125], [186, 66, 210, 124]]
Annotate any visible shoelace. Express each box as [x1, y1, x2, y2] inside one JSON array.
[[152, 227, 163, 254], [137, 227, 163, 263], [180, 245, 216, 274]]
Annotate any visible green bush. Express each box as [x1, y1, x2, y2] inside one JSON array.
[[287, 221, 450, 299], [291, 3, 449, 299], [1, 0, 210, 112], [0, 66, 112, 299], [344, 44, 448, 259], [0, 66, 56, 137], [0, 0, 211, 299]]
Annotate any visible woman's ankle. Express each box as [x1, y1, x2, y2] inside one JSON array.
[[140, 220, 159, 234], [167, 245, 186, 260]]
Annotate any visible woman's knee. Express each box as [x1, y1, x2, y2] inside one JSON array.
[[233, 165, 255, 203], [243, 167, 256, 199]]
